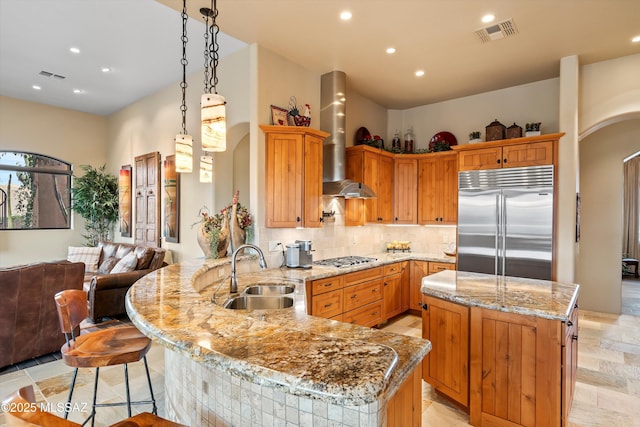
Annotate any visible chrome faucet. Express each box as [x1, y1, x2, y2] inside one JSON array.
[[230, 244, 268, 293]]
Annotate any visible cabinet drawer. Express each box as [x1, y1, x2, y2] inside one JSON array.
[[344, 266, 383, 286], [429, 262, 455, 274], [344, 279, 383, 312], [384, 262, 402, 276], [311, 289, 343, 318], [343, 301, 383, 328], [310, 275, 344, 296]]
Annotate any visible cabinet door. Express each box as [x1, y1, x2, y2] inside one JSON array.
[[383, 273, 403, 321], [343, 279, 383, 312], [265, 132, 303, 227], [410, 261, 429, 312], [343, 301, 383, 328], [502, 141, 553, 168], [377, 153, 394, 223], [400, 261, 411, 312], [562, 305, 579, 426], [134, 151, 160, 247], [417, 157, 439, 224], [458, 146, 502, 171], [422, 296, 469, 408], [439, 153, 458, 224], [470, 307, 562, 427], [303, 133, 323, 228], [393, 158, 418, 224], [311, 289, 343, 318]]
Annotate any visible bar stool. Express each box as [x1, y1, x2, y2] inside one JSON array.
[[2, 385, 185, 427], [54, 289, 157, 426]]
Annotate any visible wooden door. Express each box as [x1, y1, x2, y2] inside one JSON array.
[[422, 295, 469, 408], [502, 141, 553, 168], [265, 132, 303, 227], [134, 152, 160, 247], [377, 152, 394, 223], [303, 133, 323, 228], [400, 261, 411, 311], [383, 273, 403, 320], [470, 307, 562, 427], [458, 146, 502, 171], [387, 363, 422, 427], [439, 153, 458, 224], [393, 158, 417, 224], [409, 260, 429, 312], [418, 156, 438, 224]]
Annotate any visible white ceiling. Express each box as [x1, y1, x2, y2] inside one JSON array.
[[1, 0, 639, 116]]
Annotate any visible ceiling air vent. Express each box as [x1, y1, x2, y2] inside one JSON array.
[[474, 18, 518, 43], [39, 70, 66, 80]]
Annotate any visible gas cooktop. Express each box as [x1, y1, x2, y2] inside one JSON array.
[[313, 256, 378, 268]]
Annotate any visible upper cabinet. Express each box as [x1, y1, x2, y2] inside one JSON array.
[[418, 152, 458, 225], [454, 133, 563, 171], [261, 125, 329, 228], [393, 157, 418, 224], [345, 145, 394, 224]]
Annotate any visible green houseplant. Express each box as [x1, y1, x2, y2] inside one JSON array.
[[72, 164, 119, 246]]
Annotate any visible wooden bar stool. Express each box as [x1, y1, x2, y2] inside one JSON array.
[[54, 289, 157, 426], [2, 385, 186, 427], [623, 258, 639, 278]]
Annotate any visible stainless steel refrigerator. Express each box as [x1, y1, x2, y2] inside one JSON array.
[[457, 165, 554, 280]]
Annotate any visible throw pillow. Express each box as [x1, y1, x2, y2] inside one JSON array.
[[97, 256, 120, 274], [67, 246, 102, 273], [110, 252, 138, 274], [134, 247, 155, 270]]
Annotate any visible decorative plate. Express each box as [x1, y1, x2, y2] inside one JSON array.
[[429, 131, 457, 150]]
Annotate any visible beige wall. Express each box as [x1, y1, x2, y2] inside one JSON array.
[[0, 96, 108, 267], [346, 88, 388, 148], [576, 119, 640, 312]]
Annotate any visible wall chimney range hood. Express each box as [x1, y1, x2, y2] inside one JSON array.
[[320, 71, 376, 199]]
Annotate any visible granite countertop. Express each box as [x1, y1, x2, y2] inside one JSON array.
[[421, 270, 580, 321], [126, 252, 451, 406]]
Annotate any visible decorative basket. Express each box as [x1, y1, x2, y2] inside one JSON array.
[[292, 115, 311, 127], [485, 119, 506, 141], [506, 122, 522, 139]]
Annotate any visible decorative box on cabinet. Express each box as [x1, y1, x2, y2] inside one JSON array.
[[454, 133, 563, 172], [418, 151, 458, 225], [261, 125, 329, 228]]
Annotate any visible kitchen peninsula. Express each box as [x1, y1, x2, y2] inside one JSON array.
[[421, 270, 580, 427], [126, 252, 452, 427]]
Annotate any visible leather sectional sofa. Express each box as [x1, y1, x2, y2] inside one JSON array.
[[0, 260, 85, 369], [84, 241, 166, 323]]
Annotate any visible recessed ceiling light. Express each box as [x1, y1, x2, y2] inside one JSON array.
[[32, 85, 41, 90], [69, 47, 80, 54], [101, 67, 112, 73], [340, 11, 352, 21], [73, 89, 84, 94], [632, 35, 640, 43], [482, 14, 495, 23], [415, 70, 425, 77], [386, 47, 396, 54]]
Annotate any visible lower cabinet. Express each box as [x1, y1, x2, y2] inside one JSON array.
[[422, 295, 469, 408], [410, 261, 455, 313], [421, 293, 579, 427], [383, 263, 404, 320], [387, 362, 422, 427]]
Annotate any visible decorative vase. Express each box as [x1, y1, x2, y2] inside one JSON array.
[[229, 191, 246, 254], [197, 223, 215, 258], [217, 211, 230, 258]]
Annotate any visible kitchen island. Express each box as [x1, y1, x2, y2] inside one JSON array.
[[126, 252, 450, 427], [420, 270, 580, 427]]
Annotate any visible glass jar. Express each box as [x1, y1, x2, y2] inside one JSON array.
[[404, 129, 414, 153], [392, 131, 401, 152]]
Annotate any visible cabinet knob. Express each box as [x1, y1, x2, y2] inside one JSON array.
[[384, 282, 388, 287], [497, 159, 501, 164], [572, 334, 578, 341], [567, 320, 573, 327], [324, 303, 332, 308], [503, 158, 508, 164], [296, 216, 301, 222], [422, 303, 428, 310]]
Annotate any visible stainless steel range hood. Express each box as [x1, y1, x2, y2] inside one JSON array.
[[320, 71, 376, 199]]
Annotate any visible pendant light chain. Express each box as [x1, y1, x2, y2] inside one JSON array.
[[202, 11, 211, 94], [180, 0, 188, 135], [209, 0, 220, 94]]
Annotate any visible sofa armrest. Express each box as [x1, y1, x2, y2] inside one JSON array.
[[86, 270, 150, 322]]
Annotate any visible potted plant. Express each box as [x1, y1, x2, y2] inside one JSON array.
[[469, 131, 482, 143], [525, 122, 542, 137], [71, 164, 119, 246]]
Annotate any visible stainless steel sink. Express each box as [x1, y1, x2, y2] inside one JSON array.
[[243, 284, 295, 295], [223, 295, 294, 310]]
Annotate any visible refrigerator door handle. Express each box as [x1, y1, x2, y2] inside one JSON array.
[[501, 193, 507, 276], [495, 193, 500, 275]]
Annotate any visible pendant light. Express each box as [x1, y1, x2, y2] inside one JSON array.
[[175, 0, 193, 173], [200, 0, 226, 152], [200, 155, 213, 183]]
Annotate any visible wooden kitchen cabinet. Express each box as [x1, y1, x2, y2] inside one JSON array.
[[418, 152, 458, 225], [562, 304, 579, 426], [469, 306, 572, 427], [393, 157, 418, 224], [455, 133, 562, 171], [409, 261, 429, 313], [429, 261, 456, 275], [422, 295, 470, 408], [400, 261, 411, 312], [387, 362, 422, 427], [261, 125, 329, 228], [383, 263, 403, 321], [345, 145, 394, 224]]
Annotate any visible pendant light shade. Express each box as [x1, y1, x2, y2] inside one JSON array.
[[201, 93, 226, 152], [199, 155, 213, 183], [175, 134, 193, 173]]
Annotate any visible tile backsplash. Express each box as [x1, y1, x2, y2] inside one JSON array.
[[257, 198, 456, 266]]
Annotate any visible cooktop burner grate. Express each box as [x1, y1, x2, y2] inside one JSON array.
[[313, 256, 378, 268]]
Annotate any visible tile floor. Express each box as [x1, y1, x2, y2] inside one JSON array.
[[2, 284, 640, 426]]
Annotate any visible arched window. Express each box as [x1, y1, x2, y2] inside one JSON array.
[[0, 151, 72, 230]]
